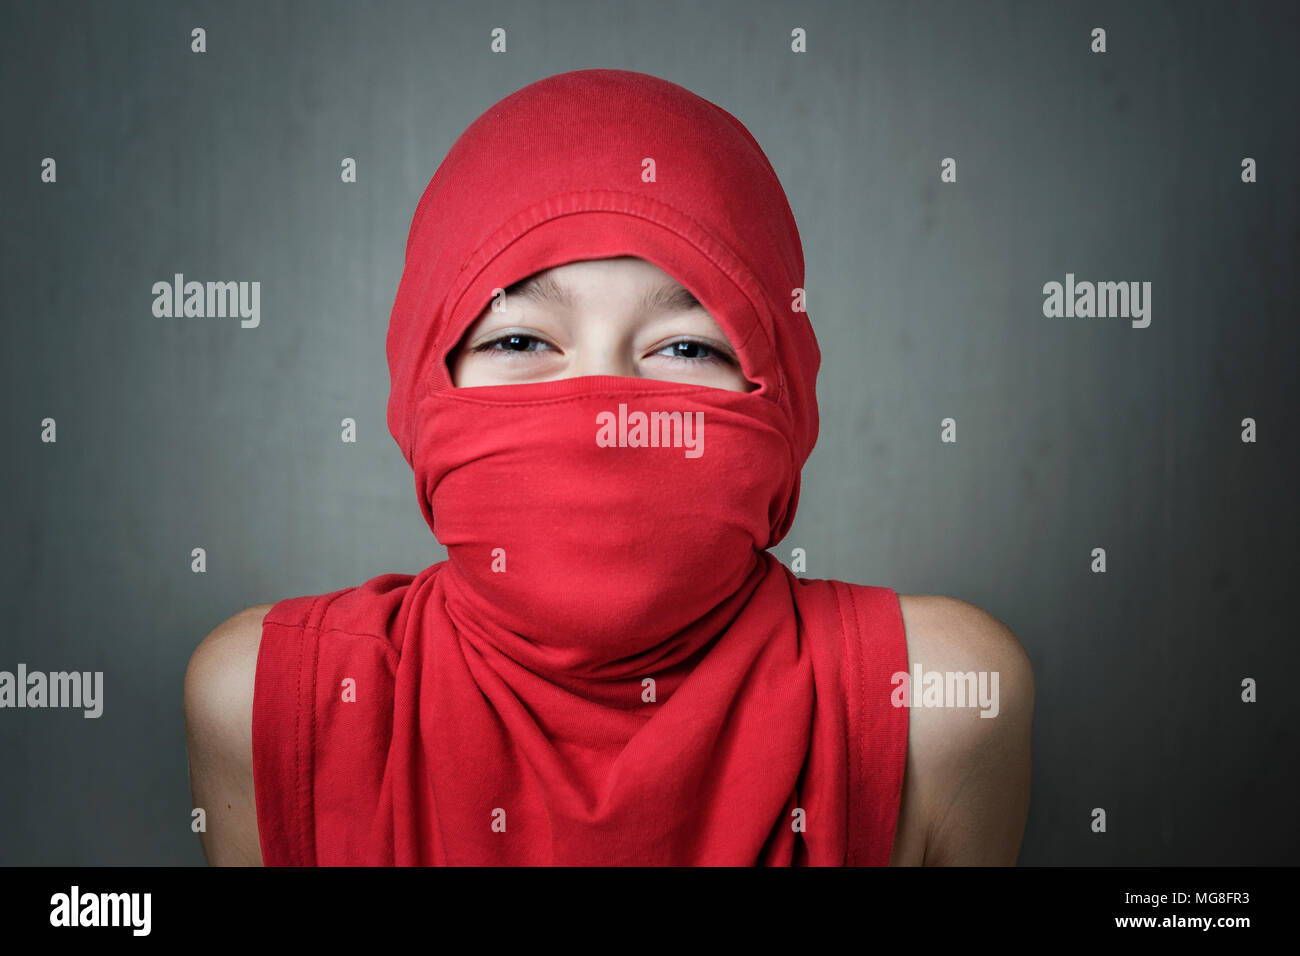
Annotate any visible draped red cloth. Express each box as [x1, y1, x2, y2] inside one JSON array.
[[252, 68, 908, 865]]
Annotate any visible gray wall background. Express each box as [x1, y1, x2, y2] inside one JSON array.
[[1, 0, 1295, 865]]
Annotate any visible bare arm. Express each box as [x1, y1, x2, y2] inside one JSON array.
[[183, 603, 273, 866], [890, 595, 1034, 865]]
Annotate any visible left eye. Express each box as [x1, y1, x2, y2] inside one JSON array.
[[655, 340, 726, 362]]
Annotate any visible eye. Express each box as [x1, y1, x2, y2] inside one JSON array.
[[652, 339, 737, 365], [472, 333, 555, 356]]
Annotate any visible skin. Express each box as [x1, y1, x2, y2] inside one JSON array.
[[184, 257, 1034, 866], [448, 257, 756, 391]]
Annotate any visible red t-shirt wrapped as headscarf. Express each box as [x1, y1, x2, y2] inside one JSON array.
[[252, 68, 908, 865]]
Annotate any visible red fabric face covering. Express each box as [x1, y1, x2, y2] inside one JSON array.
[[252, 68, 908, 865]]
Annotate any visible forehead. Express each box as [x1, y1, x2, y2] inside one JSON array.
[[501, 258, 705, 315]]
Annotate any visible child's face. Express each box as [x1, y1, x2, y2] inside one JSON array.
[[448, 257, 756, 392]]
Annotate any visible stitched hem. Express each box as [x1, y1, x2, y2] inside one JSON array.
[[847, 587, 909, 868], [839, 583, 910, 866], [252, 596, 321, 866]]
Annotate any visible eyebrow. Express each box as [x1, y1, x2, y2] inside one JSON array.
[[507, 272, 578, 310], [507, 272, 703, 314]]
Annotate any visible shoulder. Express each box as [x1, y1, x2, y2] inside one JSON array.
[[895, 594, 1034, 695], [183, 603, 275, 866], [186, 601, 272, 686], [185, 603, 272, 743], [889, 594, 1034, 865]]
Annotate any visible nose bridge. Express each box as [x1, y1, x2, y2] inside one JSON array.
[[569, 314, 637, 378]]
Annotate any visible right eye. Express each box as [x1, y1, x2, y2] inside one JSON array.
[[473, 333, 556, 355]]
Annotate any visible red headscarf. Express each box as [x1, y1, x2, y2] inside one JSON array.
[[254, 68, 907, 866]]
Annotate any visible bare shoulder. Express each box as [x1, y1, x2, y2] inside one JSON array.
[[183, 602, 275, 866], [896, 595, 1033, 688], [888, 594, 1034, 866]]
